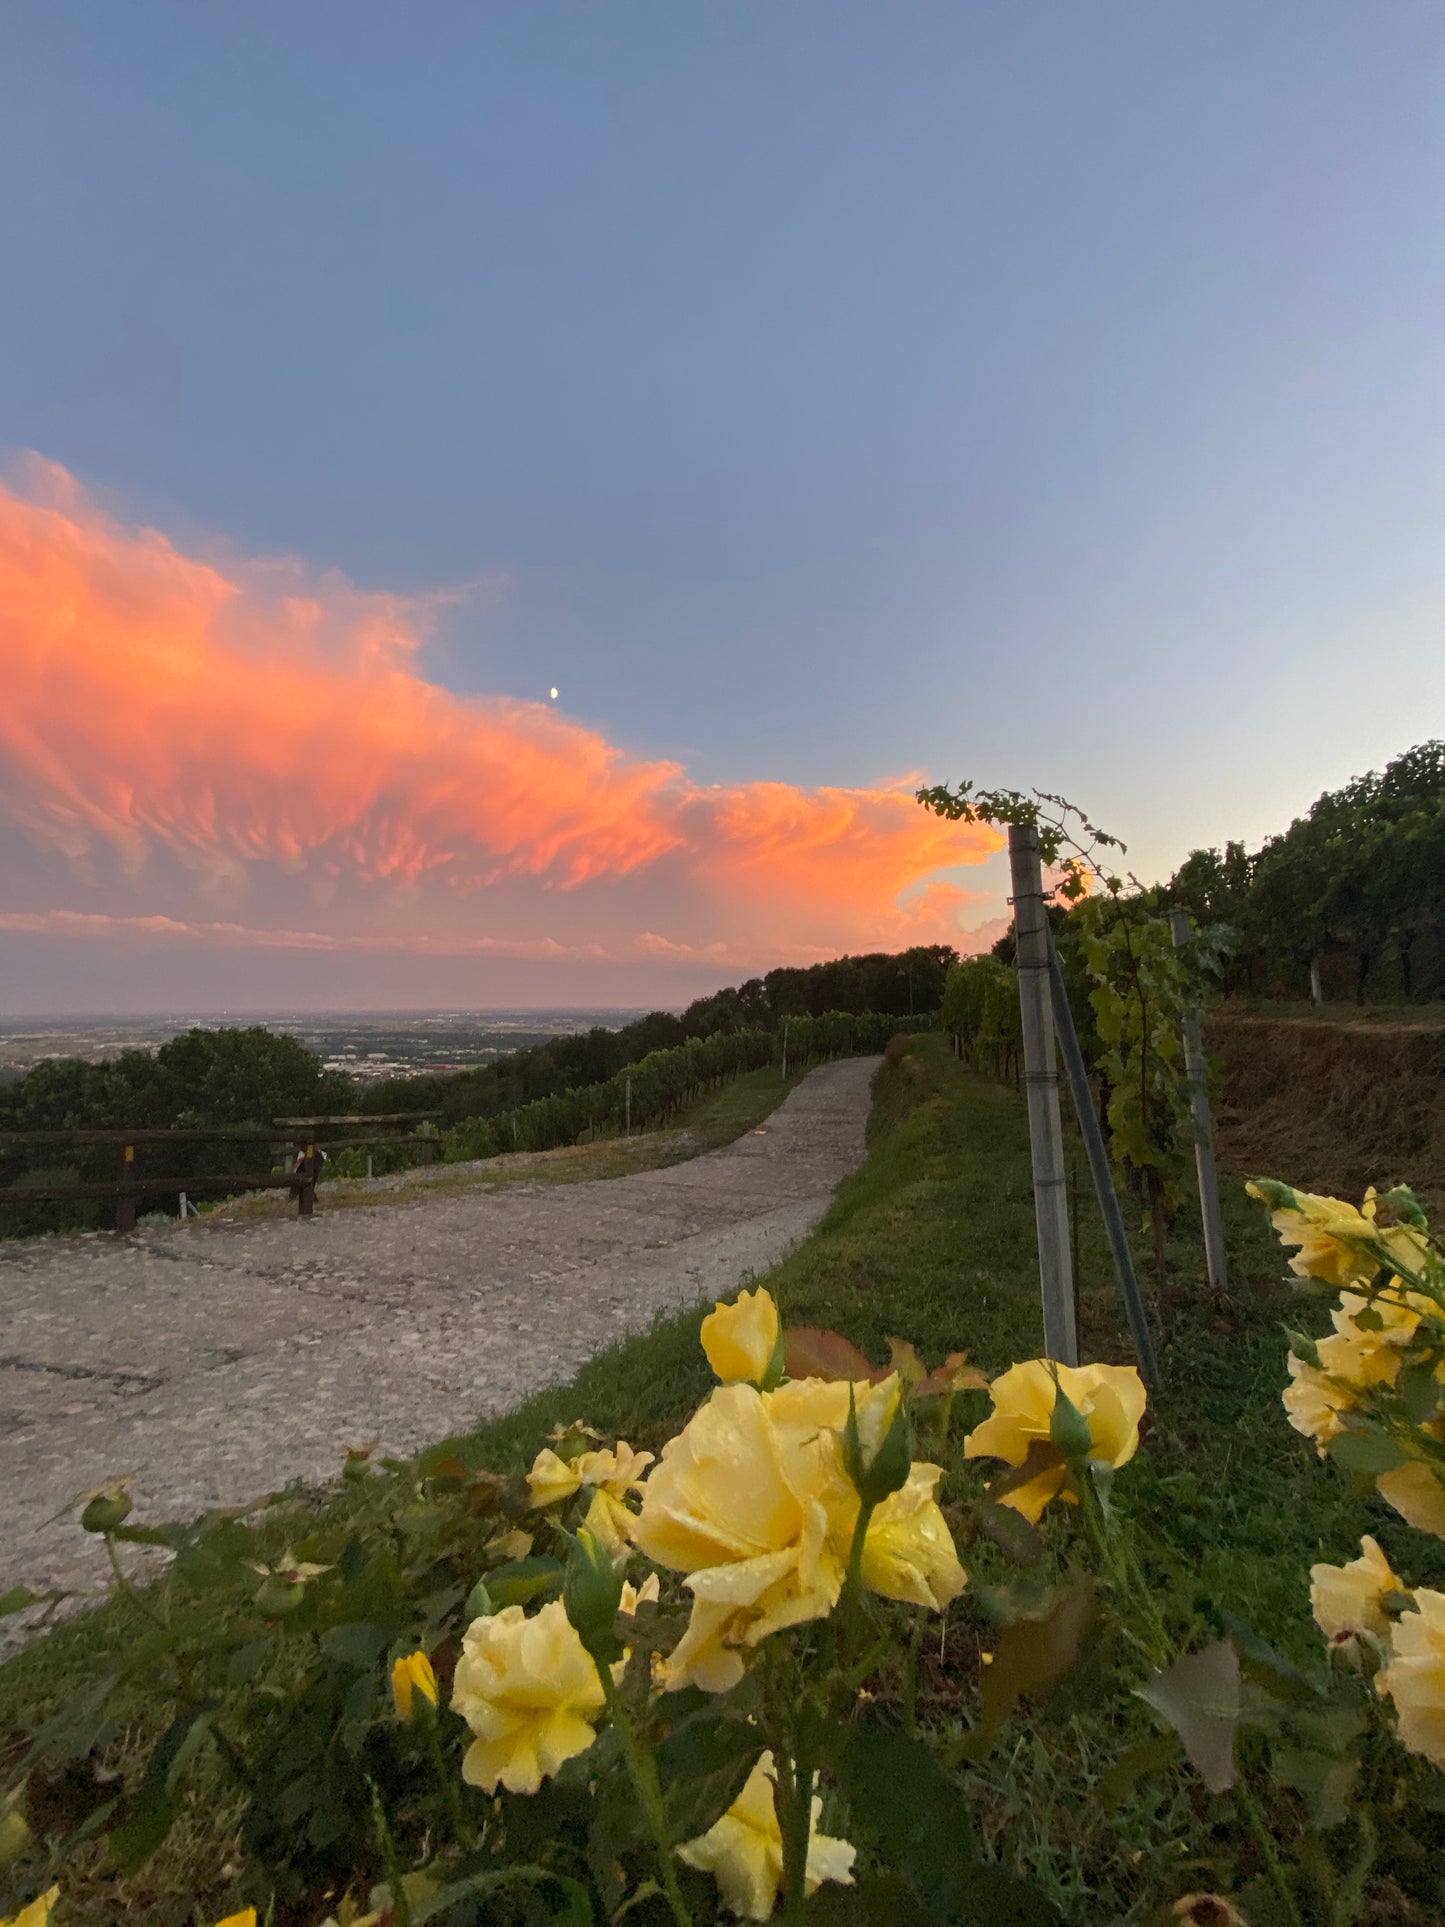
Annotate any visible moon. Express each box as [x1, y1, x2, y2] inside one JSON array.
[[549, 687, 559, 700]]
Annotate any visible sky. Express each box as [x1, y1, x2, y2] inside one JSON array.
[[2, 1, 1443, 1014]]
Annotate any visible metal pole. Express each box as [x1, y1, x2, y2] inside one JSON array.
[[624, 1076, 631, 1138], [781, 1023, 788, 1080], [1007, 824, 1078, 1365], [1046, 928, 1160, 1384], [1169, 911, 1229, 1293]]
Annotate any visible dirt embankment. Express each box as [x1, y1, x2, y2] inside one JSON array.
[[1206, 1010, 1445, 1215]]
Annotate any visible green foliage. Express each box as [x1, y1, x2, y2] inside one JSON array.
[[940, 956, 1021, 1081], [443, 1014, 933, 1164], [1169, 738, 1445, 1002], [11, 1040, 1445, 1925]]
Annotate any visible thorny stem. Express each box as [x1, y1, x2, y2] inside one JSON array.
[[597, 1663, 693, 1927], [775, 1727, 816, 1927], [426, 1723, 476, 1852]]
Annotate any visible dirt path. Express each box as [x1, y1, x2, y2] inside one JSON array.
[[0, 1056, 879, 1604]]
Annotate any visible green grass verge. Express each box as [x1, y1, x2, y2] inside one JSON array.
[[5, 1036, 1444, 1921]]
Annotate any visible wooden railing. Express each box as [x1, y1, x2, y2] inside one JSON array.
[[0, 1112, 443, 1232]]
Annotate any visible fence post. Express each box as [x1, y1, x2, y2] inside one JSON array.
[[1169, 911, 1229, 1293], [298, 1143, 317, 1217], [1007, 824, 1078, 1365], [624, 1076, 632, 1138], [781, 1023, 789, 1080], [115, 1144, 137, 1235], [1046, 929, 1159, 1384]]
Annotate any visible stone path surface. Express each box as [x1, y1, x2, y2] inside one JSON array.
[[0, 1056, 878, 1606]]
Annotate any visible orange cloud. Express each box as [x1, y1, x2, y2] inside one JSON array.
[[0, 459, 1001, 964]]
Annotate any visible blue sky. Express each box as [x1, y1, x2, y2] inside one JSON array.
[[2, 2, 1443, 1010]]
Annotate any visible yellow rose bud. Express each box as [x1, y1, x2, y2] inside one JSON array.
[[700, 1287, 781, 1386], [80, 1480, 133, 1534], [390, 1649, 440, 1724], [677, 1750, 854, 1921], [0, 1886, 58, 1927], [1378, 1588, 1445, 1766], [451, 1600, 605, 1794], [212, 1913, 258, 1927]]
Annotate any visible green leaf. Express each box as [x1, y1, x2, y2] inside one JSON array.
[[837, 1722, 1061, 1923], [657, 1711, 763, 1842], [976, 1580, 1097, 1737], [836, 1722, 981, 1921], [485, 1555, 564, 1611], [1283, 1327, 1322, 1371], [1274, 1746, 1358, 1830], [0, 1586, 44, 1619], [318, 1619, 388, 1670], [411, 1866, 593, 1923], [1219, 1614, 1323, 1708], [107, 1796, 177, 1874], [1095, 1731, 1183, 1809], [1135, 1640, 1240, 1795], [1328, 1430, 1408, 1475], [971, 1502, 1045, 1568], [1397, 1361, 1442, 1425]]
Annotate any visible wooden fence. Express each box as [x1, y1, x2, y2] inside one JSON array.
[[0, 1113, 442, 1233]]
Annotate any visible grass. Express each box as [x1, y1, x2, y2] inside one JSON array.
[[4, 1036, 1444, 1921], [189, 1062, 812, 1224]]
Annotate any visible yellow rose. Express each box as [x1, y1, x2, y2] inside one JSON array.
[[2, 1896, 59, 1927], [1281, 1353, 1353, 1451], [861, 1464, 967, 1610], [390, 1649, 439, 1722], [1310, 1536, 1404, 1655], [1317, 1328, 1403, 1392], [526, 1447, 583, 1507], [676, 1750, 855, 1920], [451, 1600, 605, 1793], [701, 1287, 781, 1386], [1334, 1288, 1436, 1349], [963, 1360, 1146, 1521], [575, 1440, 654, 1498], [212, 1914, 257, 1927], [583, 1486, 638, 1560], [1379, 1588, 1445, 1766], [1248, 1185, 1385, 1289], [634, 1381, 853, 1692], [1376, 1459, 1445, 1539], [527, 1439, 653, 1509]]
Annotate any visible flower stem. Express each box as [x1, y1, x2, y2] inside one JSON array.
[[1234, 1765, 1306, 1927], [776, 1733, 815, 1927], [598, 1665, 693, 1927], [426, 1724, 475, 1851]]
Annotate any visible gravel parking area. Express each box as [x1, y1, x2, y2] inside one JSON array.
[[0, 1055, 878, 1606]]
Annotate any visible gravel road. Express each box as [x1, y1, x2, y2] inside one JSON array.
[[0, 1055, 878, 1606]]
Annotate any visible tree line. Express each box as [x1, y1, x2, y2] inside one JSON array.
[[0, 947, 950, 1233], [1167, 738, 1445, 1002]]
